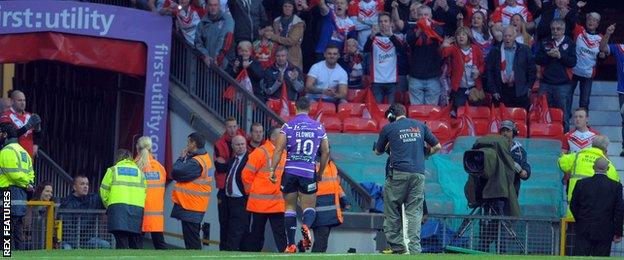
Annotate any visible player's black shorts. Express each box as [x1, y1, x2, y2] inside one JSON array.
[[281, 172, 317, 194]]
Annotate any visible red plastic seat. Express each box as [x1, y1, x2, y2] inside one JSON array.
[[309, 102, 336, 116], [346, 89, 366, 103], [529, 123, 564, 140], [426, 120, 452, 144], [320, 116, 343, 133], [473, 119, 491, 136], [516, 122, 528, 138], [408, 105, 442, 120], [457, 106, 491, 120], [342, 117, 378, 133], [337, 103, 366, 120], [377, 118, 390, 130], [529, 108, 564, 123], [377, 104, 391, 114], [503, 107, 528, 123]]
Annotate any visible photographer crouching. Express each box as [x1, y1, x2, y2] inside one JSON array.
[[373, 104, 441, 254]]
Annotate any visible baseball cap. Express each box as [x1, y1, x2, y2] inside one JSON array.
[[499, 120, 516, 131]]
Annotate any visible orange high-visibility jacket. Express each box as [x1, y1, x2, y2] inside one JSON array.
[[172, 153, 213, 212], [140, 156, 167, 232], [241, 141, 286, 213], [314, 161, 344, 226]]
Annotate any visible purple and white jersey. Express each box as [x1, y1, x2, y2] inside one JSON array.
[[280, 114, 328, 178]]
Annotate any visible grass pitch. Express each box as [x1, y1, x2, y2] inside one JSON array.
[[11, 249, 609, 259]]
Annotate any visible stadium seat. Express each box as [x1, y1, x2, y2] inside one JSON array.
[[529, 108, 564, 123], [503, 107, 528, 124], [426, 120, 452, 144], [408, 105, 441, 120], [343, 117, 378, 133], [457, 106, 490, 120], [472, 119, 491, 136], [529, 123, 564, 140], [320, 116, 343, 133], [346, 89, 366, 103], [516, 122, 528, 138], [337, 103, 366, 120], [309, 102, 336, 116], [377, 118, 389, 130], [377, 104, 391, 114]]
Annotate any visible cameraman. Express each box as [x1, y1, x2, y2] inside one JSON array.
[[499, 120, 531, 196], [374, 104, 441, 254]]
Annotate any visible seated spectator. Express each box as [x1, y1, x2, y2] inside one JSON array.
[[406, 5, 444, 105], [428, 0, 461, 36], [24, 181, 54, 250], [441, 27, 485, 110], [59, 175, 111, 249], [536, 19, 577, 132], [511, 14, 534, 46], [348, 0, 384, 50], [306, 45, 349, 103], [253, 27, 277, 69], [469, 11, 493, 59], [562, 107, 600, 154], [486, 26, 536, 110], [195, 0, 235, 67], [229, 0, 268, 43], [364, 12, 405, 103], [339, 39, 365, 89], [226, 41, 266, 101], [161, 0, 206, 45], [536, 0, 577, 41], [316, 0, 357, 60], [491, 0, 533, 28], [570, 12, 604, 110], [266, 0, 305, 69], [263, 47, 305, 100]]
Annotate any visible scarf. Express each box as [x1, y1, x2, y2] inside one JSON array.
[[415, 17, 444, 43], [500, 44, 515, 84], [280, 15, 294, 37]]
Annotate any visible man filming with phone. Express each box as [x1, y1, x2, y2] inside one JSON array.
[[373, 103, 441, 254]]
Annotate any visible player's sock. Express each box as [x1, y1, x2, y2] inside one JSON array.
[[302, 208, 316, 227], [285, 210, 297, 245]]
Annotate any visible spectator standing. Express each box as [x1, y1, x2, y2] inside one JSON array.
[[241, 128, 288, 252], [374, 104, 441, 254], [248, 123, 265, 151], [559, 135, 620, 217], [310, 159, 349, 252], [364, 12, 405, 103], [429, 0, 460, 36], [226, 41, 266, 101], [339, 39, 366, 89], [316, 0, 357, 59], [511, 14, 534, 46], [161, 0, 206, 45], [569, 12, 604, 110], [171, 132, 213, 249], [264, 47, 306, 101], [388, 0, 416, 29], [216, 135, 250, 251], [561, 108, 600, 154], [266, 0, 306, 69], [490, 0, 533, 28], [469, 11, 493, 58], [570, 157, 624, 256], [0, 90, 42, 157], [535, 19, 576, 132], [195, 0, 235, 67], [600, 24, 624, 156], [253, 27, 277, 69], [441, 27, 485, 110], [535, 0, 577, 41], [0, 122, 34, 250], [306, 45, 349, 103], [214, 118, 245, 250], [99, 149, 146, 249], [135, 137, 168, 250], [486, 26, 536, 109], [458, 0, 489, 27], [228, 0, 268, 43], [406, 6, 444, 105], [59, 175, 110, 249], [24, 181, 54, 250], [348, 0, 384, 50]]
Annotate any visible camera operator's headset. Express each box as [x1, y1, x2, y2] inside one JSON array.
[[385, 104, 400, 123], [499, 120, 519, 137]]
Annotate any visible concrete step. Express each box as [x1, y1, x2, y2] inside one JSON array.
[[609, 156, 624, 172], [584, 111, 622, 126], [608, 142, 624, 156], [571, 95, 620, 111], [585, 81, 618, 95], [592, 126, 622, 142]]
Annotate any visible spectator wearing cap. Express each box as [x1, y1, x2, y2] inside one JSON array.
[[486, 26, 536, 110], [266, 0, 305, 69], [536, 18, 576, 132], [195, 0, 235, 67], [570, 157, 624, 256], [499, 120, 531, 196]]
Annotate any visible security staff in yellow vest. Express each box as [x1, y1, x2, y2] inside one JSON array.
[[171, 132, 213, 250], [100, 149, 146, 249], [0, 122, 34, 250], [559, 135, 621, 218]]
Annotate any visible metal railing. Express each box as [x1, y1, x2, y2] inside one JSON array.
[[56, 209, 114, 249], [560, 217, 624, 256], [34, 150, 74, 199], [170, 34, 374, 211], [23, 201, 56, 250]]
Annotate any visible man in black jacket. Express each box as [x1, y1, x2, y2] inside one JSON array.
[[535, 0, 578, 41], [570, 157, 624, 256], [487, 26, 536, 110], [263, 47, 305, 101], [215, 135, 250, 251], [228, 0, 268, 43], [536, 19, 577, 132]]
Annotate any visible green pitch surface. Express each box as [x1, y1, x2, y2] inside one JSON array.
[[11, 250, 608, 259]]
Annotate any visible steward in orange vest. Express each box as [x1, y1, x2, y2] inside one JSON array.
[[310, 159, 350, 253], [171, 132, 213, 250], [240, 128, 287, 252]]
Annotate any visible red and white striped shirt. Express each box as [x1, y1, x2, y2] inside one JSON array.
[[562, 128, 600, 153], [371, 35, 398, 84]]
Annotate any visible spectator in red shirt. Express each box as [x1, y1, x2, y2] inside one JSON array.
[[0, 90, 41, 157]]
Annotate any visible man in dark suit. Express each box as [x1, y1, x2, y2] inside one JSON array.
[[570, 157, 624, 256], [215, 135, 250, 251]]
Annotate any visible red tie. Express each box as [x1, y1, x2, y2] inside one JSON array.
[[226, 157, 240, 196]]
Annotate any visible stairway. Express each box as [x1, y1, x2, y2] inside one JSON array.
[[571, 81, 624, 179]]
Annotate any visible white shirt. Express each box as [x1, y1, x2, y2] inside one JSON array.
[[307, 61, 348, 101], [226, 154, 244, 197], [573, 30, 602, 78], [501, 5, 531, 26], [371, 35, 398, 83], [351, 0, 379, 50]]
